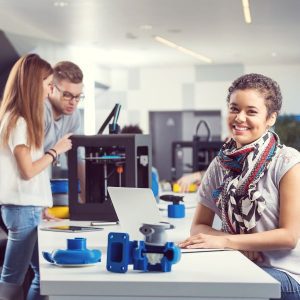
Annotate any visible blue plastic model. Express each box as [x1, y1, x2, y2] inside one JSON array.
[[106, 223, 181, 273], [50, 179, 81, 194], [160, 195, 185, 218], [167, 203, 185, 218], [43, 237, 101, 265]]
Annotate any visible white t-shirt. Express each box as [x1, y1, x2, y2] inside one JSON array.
[[198, 145, 300, 283], [0, 115, 52, 207]]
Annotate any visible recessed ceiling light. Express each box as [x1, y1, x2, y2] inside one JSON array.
[[242, 0, 252, 24], [53, 1, 68, 7], [154, 35, 212, 63]]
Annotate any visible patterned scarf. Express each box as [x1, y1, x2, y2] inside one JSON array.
[[213, 131, 280, 234]]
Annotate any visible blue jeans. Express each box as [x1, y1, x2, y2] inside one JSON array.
[[261, 267, 300, 300], [0, 205, 46, 300]]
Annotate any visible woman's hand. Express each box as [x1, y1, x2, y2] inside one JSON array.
[[178, 233, 228, 249], [177, 172, 201, 193]]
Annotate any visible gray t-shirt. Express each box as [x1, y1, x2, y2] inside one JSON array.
[[198, 145, 300, 282], [44, 98, 81, 151]]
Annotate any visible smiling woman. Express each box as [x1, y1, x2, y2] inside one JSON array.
[[179, 73, 300, 300]]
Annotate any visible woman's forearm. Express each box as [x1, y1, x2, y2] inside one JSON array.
[[14, 146, 54, 180], [225, 228, 298, 251]]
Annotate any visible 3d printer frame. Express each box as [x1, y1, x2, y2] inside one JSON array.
[[171, 140, 223, 181], [68, 134, 152, 221]]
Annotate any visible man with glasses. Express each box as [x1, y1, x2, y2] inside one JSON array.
[[44, 61, 86, 204], [45, 61, 83, 148]]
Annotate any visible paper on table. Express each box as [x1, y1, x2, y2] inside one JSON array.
[[181, 248, 232, 253]]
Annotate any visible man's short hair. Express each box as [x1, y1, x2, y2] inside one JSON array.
[[53, 61, 83, 84]]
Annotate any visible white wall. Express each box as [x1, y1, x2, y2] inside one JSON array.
[[33, 43, 300, 137], [95, 64, 240, 138], [245, 64, 300, 114], [95, 63, 300, 138]]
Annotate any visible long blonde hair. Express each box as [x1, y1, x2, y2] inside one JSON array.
[[0, 54, 53, 149]]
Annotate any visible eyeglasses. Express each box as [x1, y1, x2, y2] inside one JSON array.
[[54, 84, 85, 102]]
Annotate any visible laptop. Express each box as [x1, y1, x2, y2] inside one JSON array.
[[107, 187, 163, 240]]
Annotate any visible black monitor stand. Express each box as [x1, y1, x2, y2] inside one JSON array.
[[97, 103, 121, 135]]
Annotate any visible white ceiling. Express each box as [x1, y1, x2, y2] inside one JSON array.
[[1, 0, 300, 67]]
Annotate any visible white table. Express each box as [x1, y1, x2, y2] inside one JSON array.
[[39, 195, 280, 300]]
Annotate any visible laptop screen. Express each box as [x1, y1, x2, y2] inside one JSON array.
[[107, 187, 161, 240]]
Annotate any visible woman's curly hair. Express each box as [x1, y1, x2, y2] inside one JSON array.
[[227, 73, 282, 117]]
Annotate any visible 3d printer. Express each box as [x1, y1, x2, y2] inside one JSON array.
[[171, 120, 223, 181], [68, 104, 152, 221]]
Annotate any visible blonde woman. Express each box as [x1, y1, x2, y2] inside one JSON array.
[[0, 54, 71, 300]]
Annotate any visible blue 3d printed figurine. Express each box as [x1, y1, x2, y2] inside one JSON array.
[[160, 194, 185, 218], [43, 237, 101, 266], [106, 222, 181, 273]]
